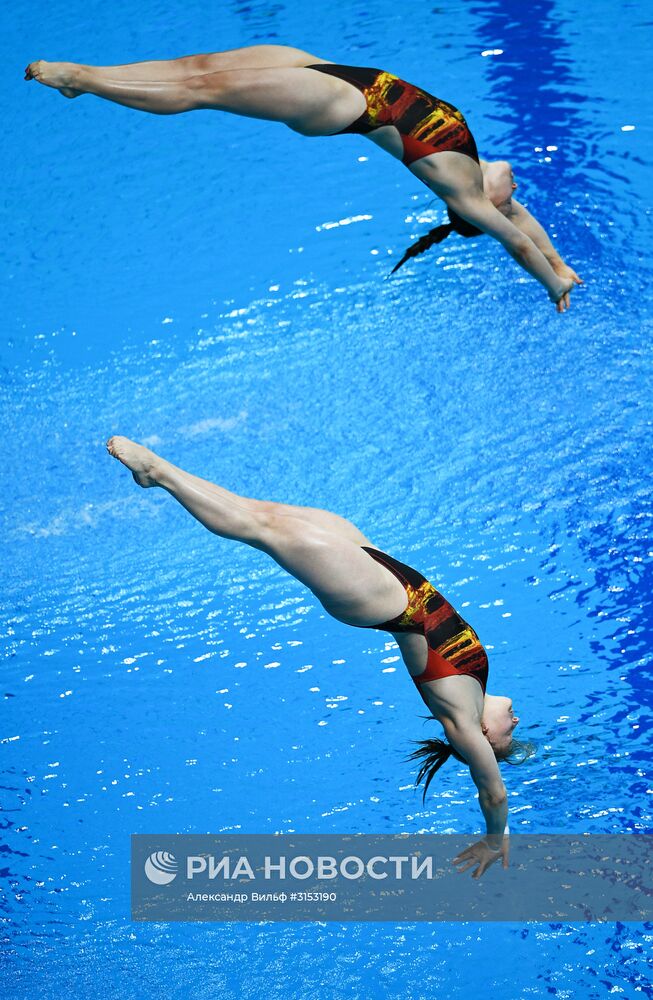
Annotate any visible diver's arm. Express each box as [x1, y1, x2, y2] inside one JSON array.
[[447, 192, 575, 312], [508, 199, 583, 286], [443, 719, 510, 878], [443, 719, 508, 841]]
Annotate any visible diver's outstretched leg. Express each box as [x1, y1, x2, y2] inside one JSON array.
[[106, 436, 406, 626], [57, 45, 328, 82], [24, 56, 362, 132]]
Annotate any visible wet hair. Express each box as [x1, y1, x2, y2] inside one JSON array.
[[406, 723, 536, 802], [391, 208, 484, 275]]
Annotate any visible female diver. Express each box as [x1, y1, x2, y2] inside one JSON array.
[[26, 44, 581, 312], [107, 435, 532, 878]]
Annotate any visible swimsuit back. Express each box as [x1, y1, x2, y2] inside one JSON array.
[[308, 64, 479, 166], [361, 546, 489, 697]]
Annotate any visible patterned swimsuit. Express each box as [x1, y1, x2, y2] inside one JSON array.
[[308, 64, 480, 166], [361, 547, 488, 702]]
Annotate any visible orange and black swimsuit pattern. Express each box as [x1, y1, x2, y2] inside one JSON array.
[[361, 547, 489, 701], [308, 64, 479, 166]]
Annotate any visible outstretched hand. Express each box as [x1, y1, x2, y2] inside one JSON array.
[[452, 837, 509, 879], [551, 263, 583, 313]]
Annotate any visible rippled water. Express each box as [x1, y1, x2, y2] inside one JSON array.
[[3, 0, 653, 996]]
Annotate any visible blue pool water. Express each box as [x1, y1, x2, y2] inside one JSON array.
[[3, 0, 653, 995]]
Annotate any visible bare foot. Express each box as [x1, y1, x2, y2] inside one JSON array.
[[106, 436, 161, 488], [25, 60, 81, 98]]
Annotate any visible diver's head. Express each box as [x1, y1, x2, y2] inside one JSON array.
[[407, 701, 534, 800], [482, 159, 518, 212], [480, 693, 520, 757]]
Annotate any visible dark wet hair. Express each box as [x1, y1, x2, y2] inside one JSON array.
[[406, 724, 536, 802], [391, 209, 484, 275]]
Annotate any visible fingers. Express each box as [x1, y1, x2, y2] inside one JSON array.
[[455, 859, 486, 878], [558, 263, 583, 286], [452, 848, 474, 864], [452, 851, 494, 879], [452, 839, 506, 879], [452, 849, 476, 867]]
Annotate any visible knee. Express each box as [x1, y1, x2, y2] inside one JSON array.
[[244, 501, 280, 539], [189, 53, 217, 74], [256, 499, 281, 520], [184, 70, 233, 108], [256, 507, 307, 549]]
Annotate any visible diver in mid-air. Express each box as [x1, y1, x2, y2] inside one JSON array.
[[107, 434, 533, 878], [26, 44, 581, 310]]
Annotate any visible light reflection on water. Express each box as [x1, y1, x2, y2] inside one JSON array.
[[4, 0, 653, 995]]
